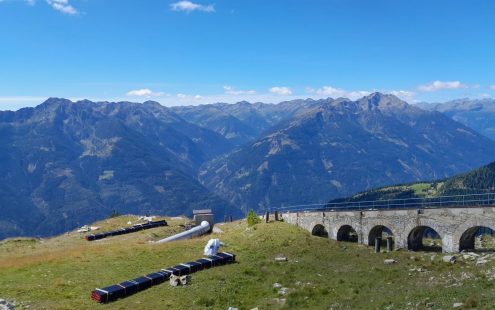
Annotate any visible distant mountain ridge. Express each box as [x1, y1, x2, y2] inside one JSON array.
[[0, 98, 238, 239], [198, 93, 495, 212], [418, 98, 495, 141], [170, 99, 320, 146]]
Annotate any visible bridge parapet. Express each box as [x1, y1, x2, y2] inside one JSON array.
[[274, 193, 495, 213]]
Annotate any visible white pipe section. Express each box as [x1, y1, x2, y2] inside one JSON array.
[[155, 220, 210, 244]]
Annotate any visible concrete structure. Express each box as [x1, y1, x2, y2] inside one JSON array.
[[193, 209, 214, 230], [281, 207, 495, 253]]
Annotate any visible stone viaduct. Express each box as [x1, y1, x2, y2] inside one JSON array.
[[280, 207, 495, 253]]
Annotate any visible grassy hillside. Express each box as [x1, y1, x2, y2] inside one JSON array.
[[333, 162, 495, 203], [1, 216, 495, 309]]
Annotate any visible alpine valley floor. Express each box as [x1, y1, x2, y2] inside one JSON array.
[[0, 216, 495, 309]]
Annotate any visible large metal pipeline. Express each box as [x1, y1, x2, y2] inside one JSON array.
[[154, 220, 210, 243]]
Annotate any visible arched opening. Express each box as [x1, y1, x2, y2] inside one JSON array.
[[311, 224, 328, 237], [408, 226, 442, 252], [368, 225, 394, 247], [337, 225, 358, 242], [459, 226, 495, 252]]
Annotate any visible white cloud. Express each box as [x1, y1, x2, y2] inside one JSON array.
[[156, 90, 300, 106], [489, 85, 495, 90], [306, 85, 371, 100], [313, 86, 346, 97], [176, 93, 204, 100], [46, 0, 77, 15], [390, 90, 416, 101], [170, 1, 215, 13], [126, 88, 165, 98], [305, 86, 418, 101], [223, 86, 256, 95], [269, 86, 292, 96], [418, 80, 468, 92]]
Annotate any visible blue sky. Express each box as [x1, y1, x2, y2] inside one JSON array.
[[1, 0, 495, 110]]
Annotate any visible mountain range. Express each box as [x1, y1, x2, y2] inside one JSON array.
[[418, 98, 495, 141], [198, 93, 495, 212], [0, 98, 238, 239], [170, 99, 318, 147], [1, 93, 495, 239]]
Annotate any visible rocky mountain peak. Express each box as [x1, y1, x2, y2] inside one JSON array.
[[358, 92, 408, 110], [236, 100, 252, 106], [40, 97, 73, 108], [75, 99, 95, 105], [314, 93, 411, 117], [143, 100, 163, 108]]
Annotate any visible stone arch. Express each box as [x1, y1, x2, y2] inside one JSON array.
[[408, 226, 442, 252], [452, 218, 495, 252], [404, 218, 449, 251], [311, 224, 328, 237], [368, 225, 394, 246], [337, 225, 358, 242], [459, 226, 495, 251]]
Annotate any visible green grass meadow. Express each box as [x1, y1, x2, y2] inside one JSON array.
[[0, 216, 494, 309]]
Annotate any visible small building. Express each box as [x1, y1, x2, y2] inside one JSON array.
[[193, 209, 214, 231]]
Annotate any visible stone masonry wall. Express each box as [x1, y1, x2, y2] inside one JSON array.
[[281, 207, 495, 253]]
